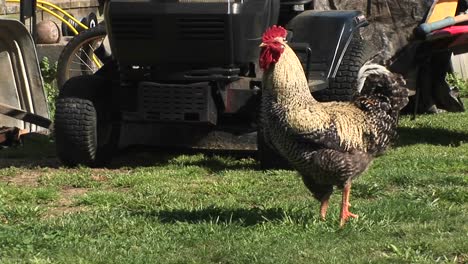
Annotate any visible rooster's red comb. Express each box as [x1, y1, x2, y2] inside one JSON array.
[[262, 25, 287, 42]]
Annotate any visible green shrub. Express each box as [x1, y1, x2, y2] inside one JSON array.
[[446, 73, 468, 98], [39, 57, 59, 118]]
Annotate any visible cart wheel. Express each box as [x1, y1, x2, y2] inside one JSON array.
[[57, 24, 107, 88], [54, 75, 117, 167], [313, 33, 375, 102]]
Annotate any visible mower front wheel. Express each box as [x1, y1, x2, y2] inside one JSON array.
[[54, 75, 116, 167]]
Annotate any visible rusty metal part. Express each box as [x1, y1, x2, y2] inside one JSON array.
[[0, 126, 28, 146]]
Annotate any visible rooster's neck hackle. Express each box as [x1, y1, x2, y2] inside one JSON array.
[[266, 45, 317, 106], [263, 44, 334, 136]]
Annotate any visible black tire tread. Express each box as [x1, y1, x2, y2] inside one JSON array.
[[55, 97, 97, 166], [313, 33, 374, 102]]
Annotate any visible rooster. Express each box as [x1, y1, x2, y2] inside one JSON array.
[[259, 26, 409, 227]]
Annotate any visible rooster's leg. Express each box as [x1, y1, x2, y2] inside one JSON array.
[[320, 193, 331, 220], [339, 182, 358, 227]]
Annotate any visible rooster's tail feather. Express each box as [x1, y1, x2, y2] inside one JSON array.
[[356, 63, 409, 112]]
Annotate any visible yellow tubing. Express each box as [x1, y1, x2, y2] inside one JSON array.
[[6, 0, 88, 30], [34, 4, 102, 68], [37, 5, 79, 35], [36, 4, 79, 35], [35, 3, 102, 68], [36, 0, 88, 30], [6, 0, 102, 68]]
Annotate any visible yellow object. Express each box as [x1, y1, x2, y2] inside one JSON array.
[[36, 0, 88, 30], [426, 0, 459, 23], [5, 0, 102, 68], [36, 3, 79, 35], [6, 0, 88, 31]]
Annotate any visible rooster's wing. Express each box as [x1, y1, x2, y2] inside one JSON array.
[[287, 103, 373, 153]]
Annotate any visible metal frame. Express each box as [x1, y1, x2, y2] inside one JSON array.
[[19, 0, 37, 39]]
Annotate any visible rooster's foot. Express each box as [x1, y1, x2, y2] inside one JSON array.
[[339, 210, 359, 227], [339, 182, 358, 227]]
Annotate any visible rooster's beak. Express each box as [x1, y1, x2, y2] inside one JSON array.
[[259, 42, 266, 48]]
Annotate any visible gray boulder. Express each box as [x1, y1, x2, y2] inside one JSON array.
[[315, 0, 465, 113]]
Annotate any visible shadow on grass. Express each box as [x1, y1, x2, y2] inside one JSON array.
[[0, 136, 259, 171], [396, 127, 468, 147], [129, 206, 290, 226], [0, 158, 61, 169], [0, 133, 61, 169], [3, 126, 466, 170], [109, 147, 259, 171]]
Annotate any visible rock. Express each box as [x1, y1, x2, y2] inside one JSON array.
[[36, 20, 61, 44], [314, 1, 465, 113]]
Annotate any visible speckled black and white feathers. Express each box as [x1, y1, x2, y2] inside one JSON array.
[[261, 44, 409, 201], [354, 67, 409, 155]]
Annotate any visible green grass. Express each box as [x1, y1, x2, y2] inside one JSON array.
[[0, 109, 467, 263]]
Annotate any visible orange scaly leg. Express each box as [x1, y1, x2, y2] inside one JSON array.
[[339, 182, 358, 227], [320, 193, 331, 220]]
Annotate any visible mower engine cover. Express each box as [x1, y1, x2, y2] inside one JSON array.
[[105, 0, 279, 73]]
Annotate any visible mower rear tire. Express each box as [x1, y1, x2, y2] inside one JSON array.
[[313, 33, 374, 102]]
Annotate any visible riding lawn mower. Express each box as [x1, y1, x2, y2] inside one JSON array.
[[54, 0, 374, 167]]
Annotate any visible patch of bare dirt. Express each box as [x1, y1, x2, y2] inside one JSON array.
[[59, 187, 88, 205], [46, 206, 88, 217], [44, 187, 89, 218], [1, 171, 42, 187], [456, 253, 467, 264], [91, 175, 109, 182], [90, 169, 113, 182]]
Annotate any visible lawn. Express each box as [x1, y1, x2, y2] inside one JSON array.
[[0, 109, 467, 263]]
